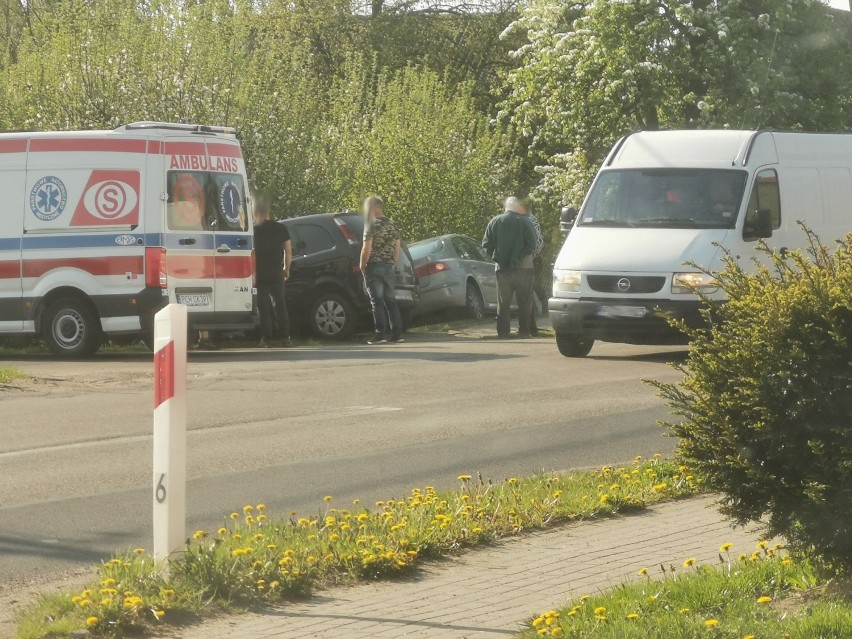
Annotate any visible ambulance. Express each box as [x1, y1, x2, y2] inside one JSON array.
[[0, 121, 255, 356], [550, 130, 852, 357]]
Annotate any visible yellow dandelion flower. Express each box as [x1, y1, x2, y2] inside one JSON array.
[[626, 613, 640, 620], [257, 504, 266, 511], [507, 477, 518, 485], [536, 630, 548, 636], [757, 596, 772, 605], [257, 514, 267, 522], [566, 610, 578, 617], [580, 595, 590, 602], [738, 553, 747, 562], [132, 548, 145, 554], [652, 482, 667, 492], [782, 558, 793, 566], [552, 629, 564, 637], [81, 589, 93, 597], [594, 615, 607, 622], [683, 557, 697, 568], [638, 567, 649, 576], [217, 527, 228, 535], [153, 610, 165, 620], [744, 635, 755, 639], [594, 606, 606, 615], [757, 541, 769, 549], [353, 499, 361, 505], [457, 475, 472, 481], [679, 608, 690, 614], [720, 542, 734, 552], [230, 512, 240, 520], [71, 596, 82, 604], [704, 619, 719, 628], [100, 578, 116, 587], [163, 589, 175, 597], [85, 616, 99, 627], [192, 530, 208, 540], [243, 505, 254, 513], [324, 495, 333, 502]]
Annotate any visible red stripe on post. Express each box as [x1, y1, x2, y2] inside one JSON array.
[[154, 341, 176, 408]]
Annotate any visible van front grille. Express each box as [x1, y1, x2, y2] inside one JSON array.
[[587, 275, 666, 294]]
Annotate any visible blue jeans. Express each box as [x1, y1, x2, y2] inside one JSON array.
[[365, 262, 402, 339]]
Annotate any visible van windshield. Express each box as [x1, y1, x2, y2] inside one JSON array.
[[167, 171, 249, 232], [578, 169, 748, 229]]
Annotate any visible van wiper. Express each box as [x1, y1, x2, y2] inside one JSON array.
[[637, 217, 700, 227]]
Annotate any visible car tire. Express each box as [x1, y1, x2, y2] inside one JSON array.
[[555, 333, 594, 358], [308, 293, 356, 340], [465, 283, 486, 321], [42, 297, 103, 358]]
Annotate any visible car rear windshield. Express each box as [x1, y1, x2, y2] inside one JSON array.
[[408, 239, 444, 260], [579, 168, 748, 229], [167, 171, 249, 232]]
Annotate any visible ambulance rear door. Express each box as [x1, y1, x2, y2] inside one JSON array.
[[207, 141, 253, 321], [163, 138, 218, 318]]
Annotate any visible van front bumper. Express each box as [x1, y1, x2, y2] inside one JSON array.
[[548, 297, 705, 345]]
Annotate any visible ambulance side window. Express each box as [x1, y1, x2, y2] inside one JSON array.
[[743, 169, 781, 241], [167, 172, 210, 232]]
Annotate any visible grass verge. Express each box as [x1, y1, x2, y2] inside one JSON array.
[[0, 367, 25, 384], [17, 457, 698, 639], [520, 544, 852, 638]]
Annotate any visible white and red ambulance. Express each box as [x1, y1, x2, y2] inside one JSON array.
[[0, 121, 256, 356]]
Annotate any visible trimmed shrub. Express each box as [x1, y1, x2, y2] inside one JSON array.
[[652, 231, 852, 568]]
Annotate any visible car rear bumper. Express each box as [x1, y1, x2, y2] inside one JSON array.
[[415, 283, 465, 314], [548, 297, 704, 345]]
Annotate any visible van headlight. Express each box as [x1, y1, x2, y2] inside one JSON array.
[[553, 269, 582, 294], [672, 272, 719, 294]]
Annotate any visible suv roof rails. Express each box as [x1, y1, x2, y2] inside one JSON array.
[[117, 121, 237, 135]]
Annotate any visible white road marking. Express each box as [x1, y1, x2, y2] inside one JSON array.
[[0, 407, 404, 459]]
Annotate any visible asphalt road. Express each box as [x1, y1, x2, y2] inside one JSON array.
[[0, 329, 686, 607]]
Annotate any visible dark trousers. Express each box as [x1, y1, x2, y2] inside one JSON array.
[[528, 256, 548, 332], [257, 278, 290, 340], [496, 268, 533, 338], [365, 262, 402, 339]]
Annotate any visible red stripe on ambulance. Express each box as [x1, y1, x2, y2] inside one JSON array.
[[0, 140, 27, 154], [22, 256, 144, 278], [0, 261, 21, 279], [167, 255, 252, 280], [30, 138, 148, 154]]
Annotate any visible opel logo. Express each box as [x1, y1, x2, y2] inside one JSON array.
[[617, 278, 632, 292]]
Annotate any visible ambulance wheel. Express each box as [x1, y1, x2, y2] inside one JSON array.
[[42, 297, 103, 357], [555, 333, 594, 358], [308, 292, 355, 340]]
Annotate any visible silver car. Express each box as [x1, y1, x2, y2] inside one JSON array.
[[409, 234, 498, 319]]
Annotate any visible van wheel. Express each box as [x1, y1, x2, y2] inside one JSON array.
[[465, 283, 486, 321], [555, 333, 594, 358], [42, 297, 103, 357], [308, 293, 355, 340]]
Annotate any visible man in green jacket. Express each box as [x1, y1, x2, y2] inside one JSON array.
[[482, 197, 537, 338]]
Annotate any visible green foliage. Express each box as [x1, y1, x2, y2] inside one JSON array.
[[17, 459, 698, 638], [652, 232, 852, 568], [0, 367, 24, 384], [501, 0, 852, 207], [519, 549, 851, 638]]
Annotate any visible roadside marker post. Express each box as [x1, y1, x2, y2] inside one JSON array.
[[152, 304, 188, 566]]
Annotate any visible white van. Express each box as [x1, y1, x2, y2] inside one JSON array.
[[550, 130, 851, 357], [0, 122, 255, 356]]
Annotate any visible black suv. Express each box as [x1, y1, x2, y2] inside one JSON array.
[[280, 213, 420, 340]]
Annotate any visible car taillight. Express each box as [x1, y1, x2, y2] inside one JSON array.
[[334, 217, 358, 245], [415, 261, 449, 278], [145, 247, 168, 289]]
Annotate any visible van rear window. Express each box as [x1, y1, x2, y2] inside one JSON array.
[[167, 171, 248, 232]]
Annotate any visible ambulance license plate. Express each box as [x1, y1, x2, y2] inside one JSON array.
[[178, 293, 210, 307]]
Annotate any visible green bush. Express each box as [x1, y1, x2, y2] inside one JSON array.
[[652, 231, 852, 568]]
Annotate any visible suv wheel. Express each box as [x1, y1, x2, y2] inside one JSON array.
[[555, 333, 594, 358], [308, 293, 356, 340]]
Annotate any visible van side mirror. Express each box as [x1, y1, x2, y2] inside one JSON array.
[[560, 206, 578, 235], [745, 208, 773, 241]]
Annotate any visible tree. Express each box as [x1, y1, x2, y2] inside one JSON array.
[[500, 0, 852, 207]]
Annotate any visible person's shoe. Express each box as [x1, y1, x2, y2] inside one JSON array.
[[367, 335, 388, 345], [389, 336, 405, 344]]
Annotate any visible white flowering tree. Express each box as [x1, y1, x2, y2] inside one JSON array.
[[501, 0, 852, 206]]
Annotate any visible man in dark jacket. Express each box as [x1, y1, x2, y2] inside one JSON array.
[[253, 196, 292, 347], [482, 197, 537, 338]]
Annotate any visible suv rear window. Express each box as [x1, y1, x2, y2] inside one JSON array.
[[167, 171, 248, 232]]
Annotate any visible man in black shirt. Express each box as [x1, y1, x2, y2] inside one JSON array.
[[253, 196, 292, 347]]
